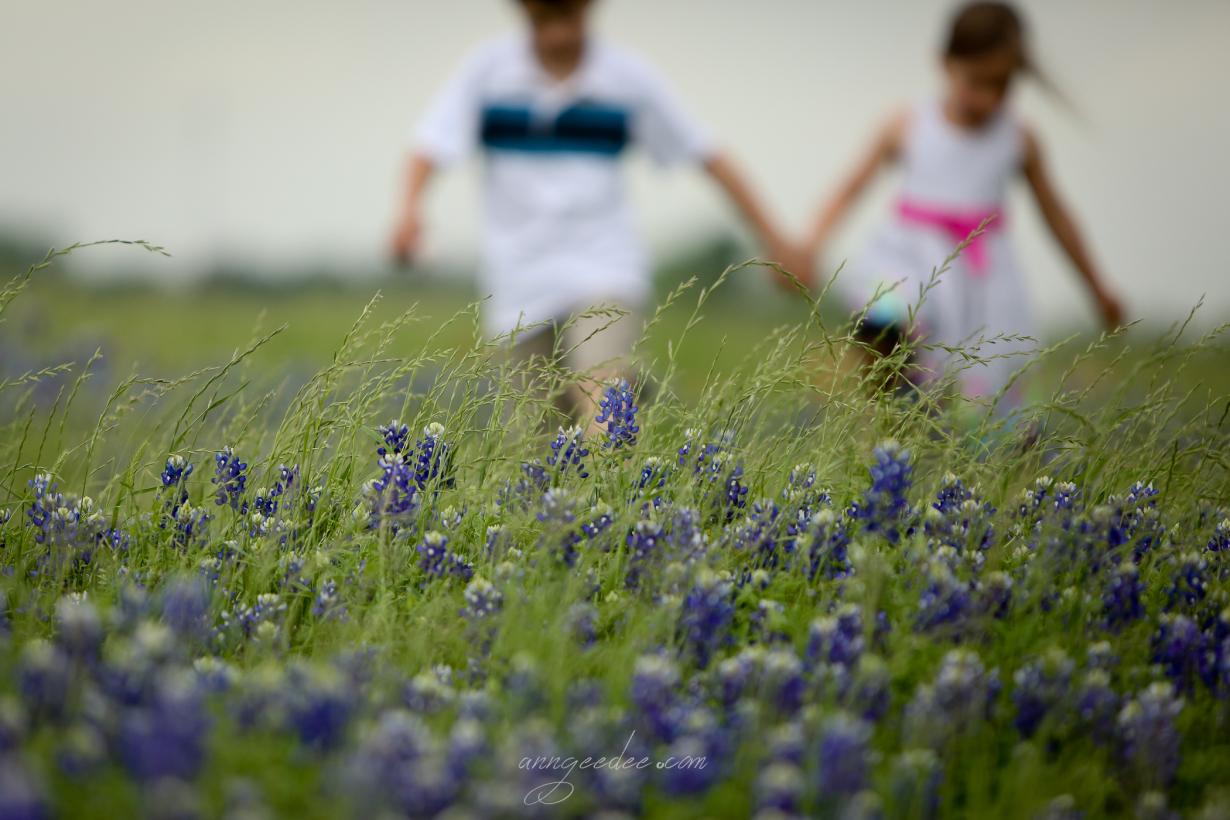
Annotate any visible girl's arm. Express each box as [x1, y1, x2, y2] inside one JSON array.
[[805, 108, 909, 259], [1021, 127, 1124, 329], [390, 153, 436, 266], [703, 153, 811, 288]]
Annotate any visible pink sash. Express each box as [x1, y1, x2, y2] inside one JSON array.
[[896, 199, 1005, 277]]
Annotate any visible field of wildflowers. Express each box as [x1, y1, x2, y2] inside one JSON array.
[[2, 245, 1230, 820]]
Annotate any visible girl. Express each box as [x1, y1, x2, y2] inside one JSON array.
[[804, 2, 1124, 409]]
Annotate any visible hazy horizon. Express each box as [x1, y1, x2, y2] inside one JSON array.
[[2, 0, 1228, 331]]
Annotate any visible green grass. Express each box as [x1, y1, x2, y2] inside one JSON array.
[[1, 244, 1229, 819]]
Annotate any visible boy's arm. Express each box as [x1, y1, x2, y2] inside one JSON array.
[[703, 153, 812, 289], [805, 108, 908, 257], [1022, 127, 1124, 330], [391, 153, 436, 266]]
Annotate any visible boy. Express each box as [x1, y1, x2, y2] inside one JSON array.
[[391, 0, 799, 431]]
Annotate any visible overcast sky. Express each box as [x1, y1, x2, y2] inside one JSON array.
[[2, 0, 1228, 329]]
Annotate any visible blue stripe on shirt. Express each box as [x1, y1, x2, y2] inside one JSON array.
[[481, 102, 630, 155]]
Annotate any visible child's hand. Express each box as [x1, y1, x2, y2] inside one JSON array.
[[1095, 287, 1125, 331], [390, 209, 423, 268], [766, 239, 814, 293]]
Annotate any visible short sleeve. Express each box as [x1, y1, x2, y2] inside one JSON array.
[[411, 45, 491, 167], [626, 55, 719, 168]]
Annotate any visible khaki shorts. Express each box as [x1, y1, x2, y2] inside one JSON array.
[[504, 302, 641, 379], [497, 303, 641, 432]]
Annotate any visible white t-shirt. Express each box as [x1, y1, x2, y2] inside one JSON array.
[[412, 31, 719, 337]]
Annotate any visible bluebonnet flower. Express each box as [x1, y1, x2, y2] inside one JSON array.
[[889, 749, 942, 820], [0, 756, 49, 820], [18, 639, 72, 718], [220, 593, 288, 643], [0, 698, 26, 754], [284, 664, 355, 752], [55, 593, 103, 661], [1112, 482, 1163, 561], [1074, 669, 1119, 745], [803, 509, 853, 581], [364, 451, 420, 536], [447, 717, 487, 780], [376, 419, 410, 456], [505, 654, 551, 718], [843, 791, 886, 820], [251, 463, 299, 518], [227, 665, 285, 730], [1117, 681, 1184, 788], [278, 552, 312, 593], [638, 455, 669, 493], [731, 498, 792, 570], [25, 472, 58, 545], [1012, 649, 1076, 739], [915, 562, 971, 632], [760, 649, 806, 715], [854, 441, 913, 544], [192, 657, 237, 693], [1135, 792, 1181, 820], [764, 720, 806, 766], [538, 488, 582, 568], [750, 599, 791, 646], [170, 502, 210, 548], [159, 455, 193, 512], [659, 731, 721, 796], [412, 422, 454, 491], [630, 653, 682, 742], [119, 672, 210, 782], [212, 446, 249, 511], [160, 577, 210, 641], [1035, 795, 1084, 820], [312, 581, 348, 622], [565, 602, 598, 646], [1152, 613, 1215, 692], [499, 459, 550, 510], [714, 647, 764, 707], [416, 532, 473, 585], [1086, 640, 1117, 671], [343, 710, 455, 818], [927, 473, 996, 556], [1102, 562, 1145, 631], [484, 523, 508, 557], [816, 711, 874, 797], [845, 654, 893, 723], [973, 571, 1013, 619], [547, 425, 590, 479], [756, 760, 805, 814], [56, 722, 108, 780], [906, 649, 999, 746], [1207, 518, 1230, 554], [679, 569, 736, 668], [808, 604, 865, 668], [667, 506, 709, 560], [1017, 477, 1077, 519], [626, 518, 665, 588], [596, 378, 639, 450], [582, 503, 615, 543], [460, 578, 503, 622], [1165, 551, 1208, 612]]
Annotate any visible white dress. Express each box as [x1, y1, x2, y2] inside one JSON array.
[[846, 99, 1038, 404]]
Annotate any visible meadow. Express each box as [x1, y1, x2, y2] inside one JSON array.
[[2, 242, 1230, 820]]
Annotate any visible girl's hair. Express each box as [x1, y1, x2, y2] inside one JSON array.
[[945, 2, 1029, 68], [944, 1, 1071, 107]]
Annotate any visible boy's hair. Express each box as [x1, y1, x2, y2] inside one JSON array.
[[944, 2, 1029, 68]]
